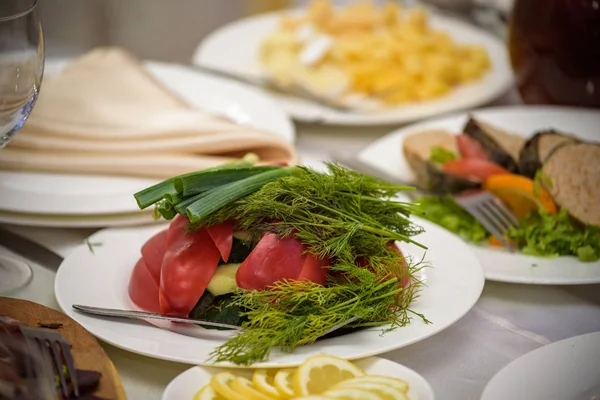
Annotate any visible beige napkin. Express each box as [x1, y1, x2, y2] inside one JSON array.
[[0, 47, 298, 179]]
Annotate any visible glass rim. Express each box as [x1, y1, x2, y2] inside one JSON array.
[[0, 0, 38, 22]]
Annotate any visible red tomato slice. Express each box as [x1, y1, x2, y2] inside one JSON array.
[[456, 134, 488, 160], [206, 220, 234, 262], [297, 253, 329, 286], [140, 229, 168, 286], [386, 242, 410, 288], [129, 258, 161, 313], [236, 233, 305, 290], [353, 243, 410, 289], [442, 159, 509, 181], [236, 232, 329, 290], [159, 215, 221, 316]]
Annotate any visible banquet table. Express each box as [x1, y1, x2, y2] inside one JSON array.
[[3, 89, 600, 400]]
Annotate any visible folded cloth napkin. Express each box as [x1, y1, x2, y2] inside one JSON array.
[[0, 47, 298, 179]]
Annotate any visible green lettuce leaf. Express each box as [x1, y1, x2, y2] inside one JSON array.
[[507, 209, 600, 262], [416, 195, 488, 242], [429, 146, 458, 164], [417, 196, 600, 262]]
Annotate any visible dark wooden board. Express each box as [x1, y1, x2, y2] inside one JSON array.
[[0, 297, 127, 399]]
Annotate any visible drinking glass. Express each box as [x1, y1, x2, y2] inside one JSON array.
[[508, 0, 600, 107], [0, 0, 44, 294]]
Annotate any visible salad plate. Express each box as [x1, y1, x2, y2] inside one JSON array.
[[192, 8, 512, 126], [54, 217, 484, 368], [481, 332, 600, 400], [357, 105, 600, 285], [0, 59, 294, 227], [162, 356, 435, 400]]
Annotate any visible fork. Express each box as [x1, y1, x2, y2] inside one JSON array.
[[20, 325, 79, 399], [193, 64, 359, 113], [453, 190, 521, 252], [72, 304, 358, 337]]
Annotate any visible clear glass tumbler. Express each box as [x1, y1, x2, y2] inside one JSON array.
[[0, 0, 45, 295]]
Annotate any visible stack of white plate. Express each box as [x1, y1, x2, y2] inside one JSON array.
[[0, 60, 295, 228]]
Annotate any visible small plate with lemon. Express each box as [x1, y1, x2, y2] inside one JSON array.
[[357, 105, 600, 285], [162, 354, 434, 400]]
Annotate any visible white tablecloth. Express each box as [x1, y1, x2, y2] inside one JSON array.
[[3, 90, 600, 400]]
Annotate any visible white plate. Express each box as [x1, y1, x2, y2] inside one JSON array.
[[0, 59, 295, 223], [54, 218, 484, 367], [193, 10, 512, 126], [481, 332, 600, 400], [0, 208, 158, 228], [162, 356, 435, 400], [357, 105, 600, 285]]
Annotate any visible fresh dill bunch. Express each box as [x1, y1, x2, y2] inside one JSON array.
[[193, 164, 425, 258], [211, 259, 429, 365], [186, 163, 432, 365]]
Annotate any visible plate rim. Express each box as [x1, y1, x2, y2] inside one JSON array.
[[162, 356, 436, 400], [54, 218, 484, 368], [0, 209, 158, 228], [480, 331, 600, 400], [193, 8, 514, 126], [356, 104, 600, 285]]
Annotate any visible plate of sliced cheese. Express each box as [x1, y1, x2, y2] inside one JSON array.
[[162, 355, 435, 400], [193, 0, 512, 126], [0, 47, 296, 227]]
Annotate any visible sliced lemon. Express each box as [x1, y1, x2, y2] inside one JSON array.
[[274, 369, 296, 398], [194, 384, 228, 400], [253, 369, 283, 399], [293, 355, 365, 396], [323, 388, 382, 400], [230, 376, 276, 400], [334, 376, 409, 394], [210, 372, 246, 400], [333, 380, 408, 400]]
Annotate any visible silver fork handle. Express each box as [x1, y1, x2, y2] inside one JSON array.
[[72, 304, 242, 330]]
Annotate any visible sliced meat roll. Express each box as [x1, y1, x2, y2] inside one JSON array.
[[402, 129, 480, 193], [542, 143, 600, 226], [463, 118, 524, 173], [518, 130, 580, 178]]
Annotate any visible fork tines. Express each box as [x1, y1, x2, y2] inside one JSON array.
[[20, 325, 79, 399], [453, 190, 520, 253]]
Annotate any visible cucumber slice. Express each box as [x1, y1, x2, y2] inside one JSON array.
[[232, 230, 252, 242], [207, 263, 241, 296]]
